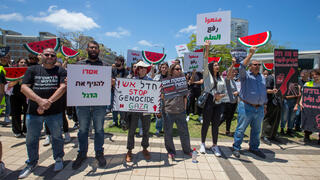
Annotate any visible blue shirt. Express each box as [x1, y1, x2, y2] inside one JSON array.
[[239, 62, 267, 105]]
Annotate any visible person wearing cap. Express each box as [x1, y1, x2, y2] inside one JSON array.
[[199, 40, 228, 157], [125, 61, 152, 162]]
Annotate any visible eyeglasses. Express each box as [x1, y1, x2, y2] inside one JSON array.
[[43, 54, 56, 58], [174, 68, 182, 71], [252, 64, 261, 66]]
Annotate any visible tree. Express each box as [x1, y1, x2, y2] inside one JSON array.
[[186, 33, 236, 71], [255, 40, 289, 54]]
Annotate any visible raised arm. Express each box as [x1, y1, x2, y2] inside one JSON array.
[[227, 58, 236, 80], [242, 46, 257, 66], [203, 40, 210, 78]]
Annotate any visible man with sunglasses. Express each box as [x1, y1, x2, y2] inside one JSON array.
[[232, 46, 268, 159], [19, 48, 67, 178]]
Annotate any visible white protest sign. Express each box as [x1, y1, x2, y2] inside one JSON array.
[[183, 52, 204, 72], [113, 78, 161, 113], [196, 10, 231, 45], [175, 44, 189, 57], [127, 49, 142, 68], [67, 64, 112, 106]]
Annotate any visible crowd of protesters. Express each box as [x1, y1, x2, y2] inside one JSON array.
[[0, 40, 319, 178]]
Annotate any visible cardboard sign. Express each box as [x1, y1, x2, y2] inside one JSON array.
[[301, 87, 320, 132], [183, 52, 204, 72], [113, 78, 161, 113], [230, 49, 247, 63], [162, 76, 188, 99], [0, 47, 10, 57], [196, 11, 231, 45], [67, 64, 112, 106], [274, 49, 299, 96], [127, 49, 142, 68], [175, 44, 189, 57]]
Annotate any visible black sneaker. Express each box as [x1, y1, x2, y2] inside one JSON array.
[[261, 136, 271, 146], [232, 149, 240, 158], [72, 154, 87, 170], [280, 128, 285, 135], [95, 153, 106, 168], [249, 149, 266, 159], [286, 129, 294, 137]]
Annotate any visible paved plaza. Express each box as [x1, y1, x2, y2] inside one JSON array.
[[1, 116, 320, 180]]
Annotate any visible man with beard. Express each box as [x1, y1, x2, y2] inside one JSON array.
[[109, 56, 128, 128], [72, 41, 108, 170], [19, 48, 67, 178]]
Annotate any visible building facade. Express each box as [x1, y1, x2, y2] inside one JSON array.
[[231, 18, 249, 47]]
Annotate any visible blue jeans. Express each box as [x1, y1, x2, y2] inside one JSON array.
[[76, 106, 106, 156], [233, 101, 264, 151], [281, 98, 297, 129], [295, 106, 301, 128], [155, 116, 163, 132], [26, 113, 64, 166]]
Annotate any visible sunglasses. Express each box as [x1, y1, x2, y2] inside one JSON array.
[[252, 64, 261, 66], [174, 68, 182, 71], [43, 54, 56, 58]]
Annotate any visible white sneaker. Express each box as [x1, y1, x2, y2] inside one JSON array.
[[54, 158, 63, 172], [198, 116, 203, 124], [139, 128, 143, 136], [211, 146, 221, 157], [4, 116, 10, 123], [200, 143, 206, 154], [43, 135, 51, 146], [64, 132, 71, 143], [186, 116, 190, 122], [18, 164, 36, 179]]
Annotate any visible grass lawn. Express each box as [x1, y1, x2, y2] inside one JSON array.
[[105, 113, 311, 142]]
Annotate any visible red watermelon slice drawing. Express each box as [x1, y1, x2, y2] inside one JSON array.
[[238, 31, 271, 48], [4, 67, 28, 81], [142, 51, 166, 64], [23, 38, 60, 55], [263, 63, 274, 71], [208, 57, 221, 64], [234, 63, 240, 68], [60, 46, 79, 58], [194, 49, 204, 52]]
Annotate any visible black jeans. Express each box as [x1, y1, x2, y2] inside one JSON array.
[[10, 94, 27, 134], [219, 102, 237, 132], [201, 94, 222, 144], [127, 113, 150, 150], [187, 88, 202, 116], [261, 102, 281, 138], [66, 106, 78, 123]]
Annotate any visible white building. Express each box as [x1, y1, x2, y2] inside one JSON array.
[[231, 18, 249, 47]]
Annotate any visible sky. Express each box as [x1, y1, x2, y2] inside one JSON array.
[[0, 0, 320, 60]]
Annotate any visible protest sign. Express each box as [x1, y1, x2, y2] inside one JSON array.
[[274, 49, 299, 96], [175, 44, 189, 57], [183, 52, 204, 72], [230, 49, 247, 63], [113, 78, 161, 113], [127, 49, 142, 68], [67, 64, 112, 106], [301, 86, 320, 132], [0, 47, 10, 57], [162, 76, 188, 99], [196, 11, 231, 45]]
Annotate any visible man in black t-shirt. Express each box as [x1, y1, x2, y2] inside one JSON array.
[[187, 70, 203, 122], [19, 48, 67, 179]]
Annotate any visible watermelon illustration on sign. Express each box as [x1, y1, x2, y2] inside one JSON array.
[[4, 67, 28, 81], [60, 46, 79, 58], [208, 57, 221, 64], [263, 63, 274, 71], [238, 31, 271, 48], [23, 38, 60, 55], [142, 51, 166, 64]]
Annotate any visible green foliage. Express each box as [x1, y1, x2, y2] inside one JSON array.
[[186, 33, 236, 71], [255, 40, 289, 54]]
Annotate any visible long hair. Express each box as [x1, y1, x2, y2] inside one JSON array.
[[208, 62, 221, 89], [158, 62, 169, 75], [169, 63, 183, 77]]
